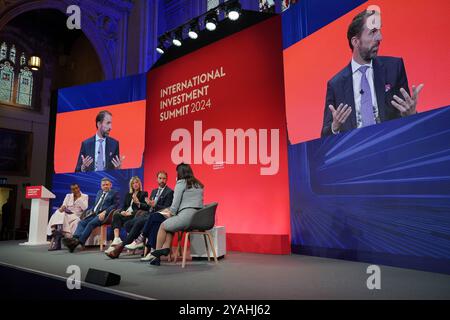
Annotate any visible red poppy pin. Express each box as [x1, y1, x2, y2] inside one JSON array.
[[385, 84, 392, 92]]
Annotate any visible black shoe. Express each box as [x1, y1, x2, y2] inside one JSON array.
[[65, 238, 80, 253], [62, 237, 71, 248], [48, 231, 62, 251], [151, 248, 170, 258], [150, 257, 161, 266]]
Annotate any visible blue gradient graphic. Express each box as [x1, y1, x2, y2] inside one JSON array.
[[282, 0, 366, 49], [289, 106, 450, 274], [57, 73, 147, 113]]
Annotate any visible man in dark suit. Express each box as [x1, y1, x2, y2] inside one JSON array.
[[321, 9, 424, 137], [64, 177, 120, 252], [105, 171, 174, 259], [75, 110, 123, 172]]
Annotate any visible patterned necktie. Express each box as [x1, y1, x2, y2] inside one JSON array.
[[155, 188, 162, 203], [358, 66, 376, 126], [96, 138, 105, 171], [94, 192, 106, 214]]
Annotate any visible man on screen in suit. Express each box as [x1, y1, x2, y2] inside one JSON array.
[[321, 9, 424, 137], [75, 110, 123, 172], [63, 177, 120, 252]]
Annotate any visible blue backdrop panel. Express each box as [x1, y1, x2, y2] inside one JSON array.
[[57, 73, 147, 113], [281, 0, 366, 49], [51, 168, 144, 240], [52, 73, 147, 240], [289, 106, 450, 274]]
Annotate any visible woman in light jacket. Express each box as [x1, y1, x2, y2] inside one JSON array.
[[47, 183, 88, 250], [149, 163, 204, 265]]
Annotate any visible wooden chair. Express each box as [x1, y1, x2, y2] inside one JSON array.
[[98, 210, 116, 251], [172, 203, 219, 268]]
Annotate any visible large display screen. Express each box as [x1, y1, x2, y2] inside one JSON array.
[[54, 75, 146, 174], [283, 0, 450, 144]]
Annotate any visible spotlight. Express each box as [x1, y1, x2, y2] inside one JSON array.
[[156, 34, 167, 54], [172, 29, 182, 47], [156, 38, 165, 54], [226, 1, 242, 21], [205, 11, 218, 31], [188, 20, 200, 39]]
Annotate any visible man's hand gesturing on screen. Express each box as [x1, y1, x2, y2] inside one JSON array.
[[391, 84, 424, 117], [80, 155, 93, 172], [111, 155, 125, 169], [329, 103, 352, 134]]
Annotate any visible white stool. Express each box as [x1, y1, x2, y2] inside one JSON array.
[[190, 226, 226, 259]]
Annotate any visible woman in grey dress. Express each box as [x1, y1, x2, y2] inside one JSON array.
[[150, 163, 204, 265]]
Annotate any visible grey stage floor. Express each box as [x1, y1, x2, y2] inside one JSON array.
[[0, 240, 449, 300]]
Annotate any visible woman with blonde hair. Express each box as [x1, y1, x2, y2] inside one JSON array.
[[105, 176, 149, 253]]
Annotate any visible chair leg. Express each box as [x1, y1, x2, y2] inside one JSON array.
[[203, 233, 210, 261], [100, 225, 105, 251], [182, 232, 190, 268], [206, 232, 218, 264], [173, 232, 182, 264]]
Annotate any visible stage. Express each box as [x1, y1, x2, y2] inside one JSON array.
[[0, 241, 449, 300]]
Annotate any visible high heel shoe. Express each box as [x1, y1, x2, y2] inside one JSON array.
[[151, 247, 170, 258], [149, 257, 161, 266]]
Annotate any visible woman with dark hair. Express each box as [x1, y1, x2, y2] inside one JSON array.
[[148, 163, 204, 265]]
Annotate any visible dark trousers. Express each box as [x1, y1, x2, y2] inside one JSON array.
[[142, 213, 166, 250], [73, 215, 102, 244], [111, 211, 135, 230], [122, 213, 150, 245]]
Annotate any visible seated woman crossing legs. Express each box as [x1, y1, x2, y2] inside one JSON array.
[[105, 176, 148, 253], [150, 163, 204, 266], [47, 184, 88, 251]]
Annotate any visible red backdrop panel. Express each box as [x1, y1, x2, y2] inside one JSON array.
[[54, 100, 146, 173], [145, 16, 291, 254], [284, 0, 450, 144]]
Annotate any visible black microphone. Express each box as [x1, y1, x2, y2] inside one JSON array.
[[360, 89, 364, 95]]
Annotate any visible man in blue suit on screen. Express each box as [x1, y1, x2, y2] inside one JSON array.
[[321, 8, 424, 137], [75, 110, 123, 172]]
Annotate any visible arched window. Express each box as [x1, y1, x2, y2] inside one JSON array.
[[0, 41, 36, 108]]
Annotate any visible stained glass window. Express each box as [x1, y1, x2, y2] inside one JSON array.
[[16, 67, 33, 106], [0, 42, 6, 60], [0, 41, 36, 107], [0, 61, 14, 102], [20, 52, 26, 66], [10, 45, 16, 64]]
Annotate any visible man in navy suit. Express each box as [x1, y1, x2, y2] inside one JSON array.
[[321, 9, 424, 137], [64, 177, 120, 252], [75, 110, 123, 172]]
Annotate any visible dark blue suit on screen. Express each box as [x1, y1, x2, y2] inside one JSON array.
[[75, 136, 120, 172], [321, 56, 410, 137]]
